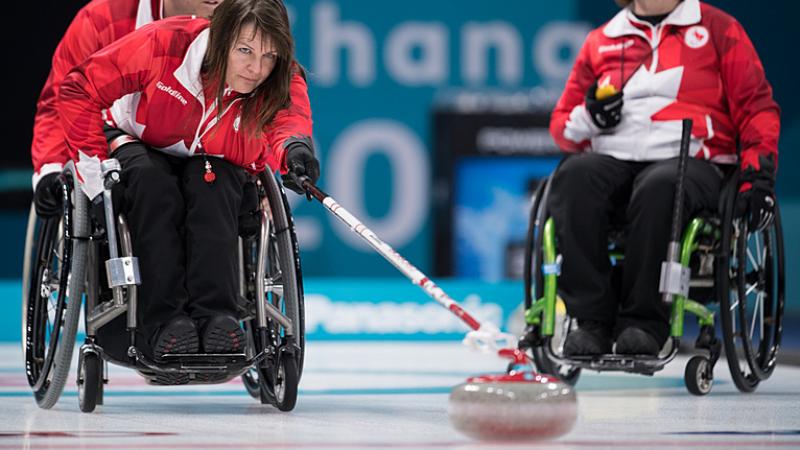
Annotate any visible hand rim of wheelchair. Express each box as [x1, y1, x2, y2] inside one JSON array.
[[238, 170, 304, 410], [22, 211, 69, 392], [22, 165, 88, 408], [717, 188, 784, 393]]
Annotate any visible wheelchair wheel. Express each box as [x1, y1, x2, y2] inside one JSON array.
[[523, 179, 548, 310], [521, 177, 581, 385], [684, 355, 713, 396], [273, 352, 299, 411], [78, 351, 102, 413], [21, 179, 89, 409], [242, 172, 304, 410], [242, 366, 261, 400], [718, 200, 784, 393]]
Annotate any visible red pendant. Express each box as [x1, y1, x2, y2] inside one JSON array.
[[204, 160, 216, 183]]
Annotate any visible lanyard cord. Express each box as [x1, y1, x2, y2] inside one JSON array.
[[619, 26, 683, 90]]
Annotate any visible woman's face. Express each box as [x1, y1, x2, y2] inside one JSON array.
[[225, 23, 278, 94]]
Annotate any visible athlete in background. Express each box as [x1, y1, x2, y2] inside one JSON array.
[[32, 0, 222, 213], [548, 0, 779, 356]]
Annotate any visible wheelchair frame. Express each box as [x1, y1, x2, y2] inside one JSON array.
[[22, 160, 305, 412], [520, 169, 785, 395]]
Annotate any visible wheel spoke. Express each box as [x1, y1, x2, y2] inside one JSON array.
[[754, 231, 763, 263], [746, 246, 758, 270], [759, 290, 765, 338], [729, 293, 739, 312], [729, 292, 738, 334], [749, 290, 762, 341]]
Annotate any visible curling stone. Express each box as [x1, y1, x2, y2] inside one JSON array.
[[448, 362, 577, 441]]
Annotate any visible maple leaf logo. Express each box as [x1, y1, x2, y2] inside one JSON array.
[[616, 63, 713, 158]]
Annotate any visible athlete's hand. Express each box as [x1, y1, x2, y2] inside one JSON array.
[[282, 139, 320, 195], [586, 82, 623, 129], [33, 173, 63, 218]]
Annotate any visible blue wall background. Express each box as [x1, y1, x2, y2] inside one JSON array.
[[281, 0, 586, 276]]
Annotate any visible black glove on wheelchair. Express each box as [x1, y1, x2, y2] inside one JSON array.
[[585, 82, 623, 129], [281, 137, 320, 196], [736, 154, 776, 232], [33, 172, 63, 218], [238, 179, 261, 238]]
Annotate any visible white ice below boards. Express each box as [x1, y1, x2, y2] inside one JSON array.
[[1, 341, 799, 449]]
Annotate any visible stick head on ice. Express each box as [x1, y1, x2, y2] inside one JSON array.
[[462, 323, 517, 354], [448, 370, 577, 441]]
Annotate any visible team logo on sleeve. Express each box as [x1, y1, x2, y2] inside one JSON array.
[[685, 25, 709, 49]]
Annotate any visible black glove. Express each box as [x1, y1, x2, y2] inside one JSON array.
[[33, 172, 63, 218], [281, 137, 320, 195], [238, 179, 261, 238], [585, 82, 623, 129], [736, 155, 776, 232]]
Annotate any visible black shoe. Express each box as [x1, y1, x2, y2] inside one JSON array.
[[563, 321, 612, 356], [615, 327, 662, 356], [151, 316, 200, 360], [201, 315, 245, 353]]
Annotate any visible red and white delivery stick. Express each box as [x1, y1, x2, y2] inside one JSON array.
[[296, 176, 518, 355]]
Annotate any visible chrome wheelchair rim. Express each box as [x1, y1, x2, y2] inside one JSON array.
[[24, 216, 71, 391], [728, 215, 782, 381]]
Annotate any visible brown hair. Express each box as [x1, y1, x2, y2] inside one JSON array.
[[615, 0, 633, 6], [202, 0, 295, 134]]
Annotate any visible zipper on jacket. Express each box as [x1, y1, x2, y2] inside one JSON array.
[[189, 101, 212, 155], [189, 88, 242, 155], [650, 24, 663, 72], [198, 98, 242, 142]]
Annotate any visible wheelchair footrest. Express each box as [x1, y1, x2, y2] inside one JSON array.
[[159, 353, 248, 372], [567, 354, 668, 374], [133, 353, 251, 386], [127, 346, 252, 373]]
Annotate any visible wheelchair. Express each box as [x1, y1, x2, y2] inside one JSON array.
[[21, 159, 305, 412], [518, 165, 785, 395]]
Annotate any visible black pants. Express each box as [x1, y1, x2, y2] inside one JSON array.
[[111, 143, 247, 340], [547, 153, 723, 344]]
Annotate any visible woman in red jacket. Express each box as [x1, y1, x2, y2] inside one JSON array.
[[548, 0, 779, 357], [58, 0, 319, 360]]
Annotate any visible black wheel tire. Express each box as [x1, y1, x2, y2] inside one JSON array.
[[685, 355, 713, 396], [524, 179, 581, 386], [271, 352, 299, 412], [718, 192, 783, 393], [523, 180, 548, 310], [264, 173, 305, 380], [531, 346, 581, 386], [23, 181, 88, 409], [78, 352, 101, 413], [242, 370, 262, 401]]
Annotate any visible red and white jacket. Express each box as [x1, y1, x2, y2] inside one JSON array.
[[550, 0, 780, 174], [59, 17, 312, 200], [32, 0, 167, 188]]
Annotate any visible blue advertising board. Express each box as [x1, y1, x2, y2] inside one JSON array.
[[0, 279, 524, 342]]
